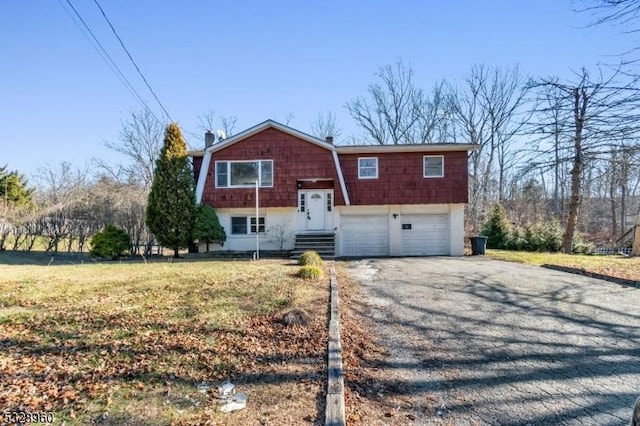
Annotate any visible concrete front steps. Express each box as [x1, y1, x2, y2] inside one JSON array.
[[291, 232, 336, 259]]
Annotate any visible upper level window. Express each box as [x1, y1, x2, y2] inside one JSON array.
[[216, 160, 273, 188], [423, 155, 444, 178], [358, 157, 378, 179]]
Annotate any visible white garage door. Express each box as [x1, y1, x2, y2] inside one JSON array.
[[341, 215, 389, 256], [401, 214, 449, 256]]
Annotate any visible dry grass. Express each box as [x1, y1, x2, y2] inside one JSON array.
[[0, 254, 328, 425], [486, 250, 640, 284]]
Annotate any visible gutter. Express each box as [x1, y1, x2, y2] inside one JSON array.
[[195, 150, 212, 204], [332, 150, 350, 206]]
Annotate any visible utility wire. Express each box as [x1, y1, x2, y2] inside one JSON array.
[[92, 0, 173, 122], [58, 0, 163, 126]]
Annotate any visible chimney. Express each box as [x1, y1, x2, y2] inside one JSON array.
[[205, 131, 215, 148], [325, 136, 334, 144]]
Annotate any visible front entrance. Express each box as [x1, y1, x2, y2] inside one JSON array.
[[298, 189, 333, 231], [307, 192, 325, 230]]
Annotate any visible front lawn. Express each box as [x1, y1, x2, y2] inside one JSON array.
[[486, 250, 640, 284], [0, 256, 328, 425]]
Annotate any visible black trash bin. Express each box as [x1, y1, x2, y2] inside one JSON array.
[[470, 236, 488, 255]]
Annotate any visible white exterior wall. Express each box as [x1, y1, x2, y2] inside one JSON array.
[[201, 203, 466, 257], [198, 207, 298, 252], [448, 204, 465, 256], [336, 203, 466, 257]]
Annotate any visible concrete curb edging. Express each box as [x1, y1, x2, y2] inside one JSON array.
[[325, 263, 346, 426]]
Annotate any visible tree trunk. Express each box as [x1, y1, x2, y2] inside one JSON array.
[[620, 183, 626, 239], [633, 210, 640, 256], [563, 156, 581, 253], [610, 177, 618, 239], [553, 128, 561, 217], [562, 88, 586, 254]]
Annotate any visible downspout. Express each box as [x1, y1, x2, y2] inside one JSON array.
[[195, 151, 212, 205], [332, 150, 350, 206]]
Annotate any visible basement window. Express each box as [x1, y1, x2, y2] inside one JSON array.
[[231, 217, 265, 234]]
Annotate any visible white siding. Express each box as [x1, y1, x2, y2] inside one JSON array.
[[198, 208, 297, 252]]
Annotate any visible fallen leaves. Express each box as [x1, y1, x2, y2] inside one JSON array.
[[0, 301, 328, 421]]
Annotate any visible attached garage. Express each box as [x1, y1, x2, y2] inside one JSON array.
[[341, 215, 389, 256], [401, 214, 449, 256]]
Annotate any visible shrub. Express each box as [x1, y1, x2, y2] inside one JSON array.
[[536, 219, 563, 252], [481, 203, 511, 249], [296, 265, 323, 280], [508, 219, 563, 252], [193, 205, 226, 251], [506, 226, 526, 251], [297, 250, 323, 266], [572, 233, 594, 254], [90, 225, 131, 260]]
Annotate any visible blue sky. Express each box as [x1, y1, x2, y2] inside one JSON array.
[[1, 0, 633, 178]]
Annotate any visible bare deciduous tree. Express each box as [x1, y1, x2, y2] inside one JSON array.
[[346, 59, 457, 145], [95, 109, 164, 189], [346, 59, 425, 145], [449, 64, 530, 229], [267, 221, 293, 251], [581, 0, 640, 30], [198, 111, 238, 139], [531, 67, 640, 252], [310, 111, 342, 140]]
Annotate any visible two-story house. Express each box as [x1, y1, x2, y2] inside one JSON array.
[[189, 119, 475, 257]]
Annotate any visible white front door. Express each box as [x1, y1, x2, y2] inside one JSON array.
[[307, 191, 325, 230]]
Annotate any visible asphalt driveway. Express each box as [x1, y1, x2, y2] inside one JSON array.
[[347, 257, 640, 425]]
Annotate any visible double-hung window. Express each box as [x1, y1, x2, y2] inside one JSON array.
[[423, 155, 444, 178], [230, 217, 265, 234], [358, 157, 378, 179], [216, 160, 273, 188]]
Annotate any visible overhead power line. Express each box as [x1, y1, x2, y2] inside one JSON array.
[[92, 0, 173, 122], [58, 0, 163, 126]]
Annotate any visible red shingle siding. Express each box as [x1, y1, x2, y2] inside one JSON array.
[[339, 151, 468, 205], [200, 128, 345, 208], [192, 156, 203, 182]]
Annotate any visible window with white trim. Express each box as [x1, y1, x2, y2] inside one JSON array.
[[216, 160, 273, 187], [358, 157, 378, 179], [230, 216, 265, 234], [423, 155, 444, 178]]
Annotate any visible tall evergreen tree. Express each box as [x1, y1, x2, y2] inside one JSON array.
[[481, 203, 511, 249], [146, 123, 196, 258], [0, 166, 34, 206]]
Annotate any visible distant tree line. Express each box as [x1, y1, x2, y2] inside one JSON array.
[[0, 114, 225, 258]]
